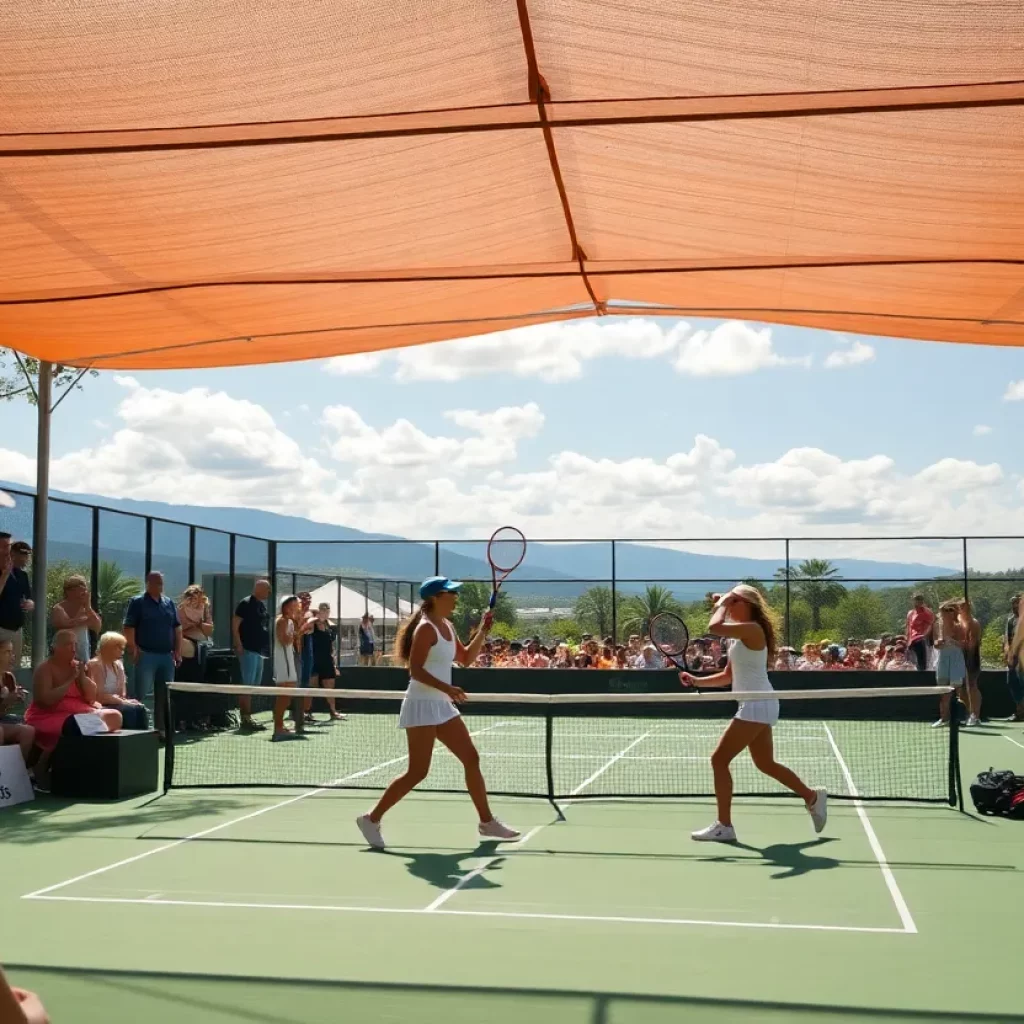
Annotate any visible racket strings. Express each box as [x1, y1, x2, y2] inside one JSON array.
[[488, 527, 527, 573], [651, 614, 689, 657]]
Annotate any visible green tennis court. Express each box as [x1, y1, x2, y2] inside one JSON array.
[[4, 696, 1023, 1023]]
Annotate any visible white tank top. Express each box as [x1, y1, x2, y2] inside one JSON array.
[[406, 618, 456, 701], [728, 637, 773, 692]]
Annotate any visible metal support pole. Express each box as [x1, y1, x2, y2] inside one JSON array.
[[784, 538, 792, 647], [30, 362, 53, 667], [962, 536, 969, 600], [610, 539, 617, 641]]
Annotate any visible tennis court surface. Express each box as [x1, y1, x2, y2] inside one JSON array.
[[5, 684, 1024, 1023]]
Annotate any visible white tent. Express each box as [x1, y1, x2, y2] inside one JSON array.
[[306, 579, 413, 625]]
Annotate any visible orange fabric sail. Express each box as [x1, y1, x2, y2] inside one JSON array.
[[2, 1, 1022, 369]]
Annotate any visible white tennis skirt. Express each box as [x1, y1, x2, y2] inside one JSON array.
[[398, 697, 460, 729], [735, 698, 780, 727]]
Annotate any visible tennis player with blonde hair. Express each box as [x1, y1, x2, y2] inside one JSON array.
[[679, 584, 827, 843]]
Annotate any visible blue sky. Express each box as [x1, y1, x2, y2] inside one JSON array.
[[1, 316, 1022, 564]]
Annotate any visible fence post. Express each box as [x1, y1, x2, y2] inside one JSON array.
[[610, 539, 618, 641], [784, 538, 792, 647], [962, 536, 969, 600], [90, 507, 100, 615], [434, 540, 440, 576], [188, 526, 196, 588], [144, 517, 153, 577]]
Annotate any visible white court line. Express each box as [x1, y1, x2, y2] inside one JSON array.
[[1003, 735, 1024, 750], [423, 730, 652, 913], [23, 894, 908, 934], [22, 722, 507, 902], [821, 723, 916, 935]]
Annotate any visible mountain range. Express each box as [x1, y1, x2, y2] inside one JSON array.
[[0, 482, 958, 602]]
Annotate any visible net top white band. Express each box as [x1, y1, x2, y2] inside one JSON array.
[[167, 682, 953, 704]]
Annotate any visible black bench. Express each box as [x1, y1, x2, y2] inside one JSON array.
[[51, 730, 160, 799]]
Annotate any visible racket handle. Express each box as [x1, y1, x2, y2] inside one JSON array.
[[489, 590, 497, 609]]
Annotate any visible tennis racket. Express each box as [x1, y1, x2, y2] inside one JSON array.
[[649, 611, 698, 685], [486, 525, 527, 609]]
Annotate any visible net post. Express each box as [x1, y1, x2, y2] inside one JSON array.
[[949, 692, 963, 810], [162, 685, 175, 793], [545, 711, 564, 820]]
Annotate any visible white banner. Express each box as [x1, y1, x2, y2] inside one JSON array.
[[0, 744, 34, 809]]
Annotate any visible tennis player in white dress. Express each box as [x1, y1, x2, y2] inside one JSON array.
[[356, 576, 521, 849], [679, 584, 827, 843]]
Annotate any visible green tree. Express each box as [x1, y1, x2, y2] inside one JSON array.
[[0, 350, 97, 404], [980, 618, 1005, 669], [547, 617, 582, 644], [618, 585, 682, 638], [821, 586, 888, 641], [450, 581, 516, 637], [96, 560, 142, 634], [573, 586, 617, 639], [775, 559, 847, 631]]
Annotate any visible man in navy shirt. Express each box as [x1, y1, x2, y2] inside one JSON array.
[[0, 538, 34, 670], [123, 571, 181, 738]]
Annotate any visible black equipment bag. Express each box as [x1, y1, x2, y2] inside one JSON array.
[[970, 768, 1024, 816]]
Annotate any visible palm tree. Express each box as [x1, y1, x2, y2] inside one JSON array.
[[775, 559, 846, 630], [619, 585, 682, 638], [573, 586, 616, 639], [96, 560, 142, 634]]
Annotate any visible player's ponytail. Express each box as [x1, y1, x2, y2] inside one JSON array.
[[396, 597, 435, 664], [730, 584, 779, 662]]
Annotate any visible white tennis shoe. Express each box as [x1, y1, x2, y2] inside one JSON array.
[[690, 821, 737, 843], [356, 814, 386, 850], [807, 788, 828, 833], [478, 818, 521, 841]]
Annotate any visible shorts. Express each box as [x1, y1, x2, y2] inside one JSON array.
[[936, 646, 967, 685], [735, 698, 779, 726], [239, 649, 265, 687], [313, 659, 336, 681], [398, 697, 459, 729]]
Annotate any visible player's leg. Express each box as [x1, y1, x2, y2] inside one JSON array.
[[436, 716, 520, 839], [693, 719, 762, 840], [368, 726, 437, 822]]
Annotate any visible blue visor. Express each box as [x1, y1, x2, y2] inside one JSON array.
[[419, 576, 462, 600]]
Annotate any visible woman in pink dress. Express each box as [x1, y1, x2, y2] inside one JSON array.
[[25, 629, 122, 792]]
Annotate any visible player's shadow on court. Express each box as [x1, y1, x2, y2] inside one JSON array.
[[700, 837, 840, 880], [374, 841, 504, 892]]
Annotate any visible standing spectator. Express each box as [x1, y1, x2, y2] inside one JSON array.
[[122, 571, 182, 741], [932, 600, 968, 728], [293, 592, 315, 729], [905, 593, 935, 672], [177, 584, 213, 683], [25, 629, 123, 792], [0, 538, 33, 670], [959, 598, 982, 727], [0, 638, 35, 766], [1003, 595, 1024, 722], [884, 641, 917, 671], [51, 574, 101, 664], [308, 602, 344, 721], [358, 613, 376, 666], [638, 644, 663, 669], [797, 644, 822, 670], [86, 632, 148, 730], [232, 579, 271, 732], [525, 640, 550, 668], [271, 595, 300, 741]]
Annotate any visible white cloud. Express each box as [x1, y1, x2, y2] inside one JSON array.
[[1005, 381, 1024, 401], [323, 353, 384, 377], [8, 379, 1023, 559], [824, 339, 875, 369], [392, 318, 689, 383], [973, 424, 992, 437], [673, 321, 811, 377]]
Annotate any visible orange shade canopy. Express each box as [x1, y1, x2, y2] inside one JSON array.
[[1, 1, 1022, 369]]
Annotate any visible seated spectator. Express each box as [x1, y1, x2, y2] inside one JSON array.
[[525, 641, 549, 668], [614, 645, 630, 669], [883, 641, 917, 671], [552, 643, 574, 668], [597, 644, 616, 669], [843, 642, 862, 669], [822, 645, 845, 670], [0, 637, 35, 768], [775, 647, 797, 670], [50, 574, 101, 663], [24, 629, 123, 792], [86, 632, 149, 730], [505, 641, 525, 667], [638, 644, 663, 670], [797, 643, 822, 669], [177, 584, 214, 683]]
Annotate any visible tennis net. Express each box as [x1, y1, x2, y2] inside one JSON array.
[[165, 683, 961, 806]]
